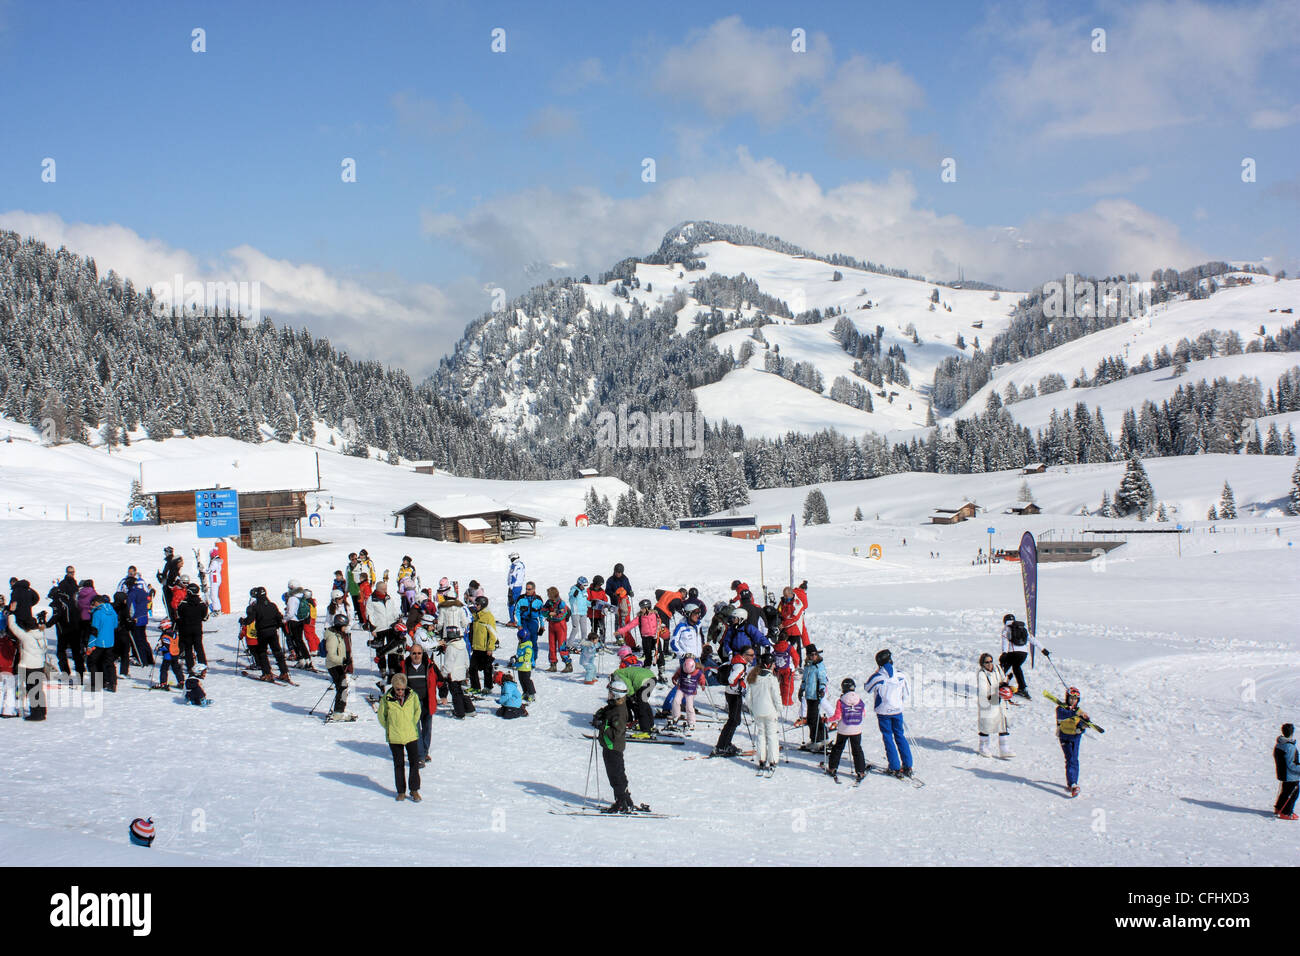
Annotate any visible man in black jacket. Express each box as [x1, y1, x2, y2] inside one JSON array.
[[48, 568, 84, 681], [176, 583, 210, 674], [158, 548, 183, 623], [240, 587, 289, 682]]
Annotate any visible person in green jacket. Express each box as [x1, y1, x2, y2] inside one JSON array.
[[345, 553, 362, 624], [613, 663, 658, 738], [591, 678, 647, 814], [377, 672, 422, 802]]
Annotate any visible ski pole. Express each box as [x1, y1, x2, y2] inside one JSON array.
[[1044, 653, 1070, 692], [308, 683, 332, 716], [584, 729, 598, 803]]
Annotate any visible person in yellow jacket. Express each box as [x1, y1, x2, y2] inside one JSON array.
[[469, 595, 498, 695], [377, 672, 423, 802]]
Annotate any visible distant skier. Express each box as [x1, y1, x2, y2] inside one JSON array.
[[975, 652, 1013, 758], [1275, 723, 1300, 820], [825, 678, 868, 783], [1055, 686, 1090, 797], [506, 552, 525, 625], [864, 649, 913, 778], [999, 613, 1046, 699], [749, 652, 783, 774]]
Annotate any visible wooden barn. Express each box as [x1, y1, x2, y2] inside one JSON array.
[[394, 497, 540, 543], [1006, 503, 1042, 516], [929, 502, 979, 524], [139, 450, 320, 550], [1022, 462, 1047, 475]]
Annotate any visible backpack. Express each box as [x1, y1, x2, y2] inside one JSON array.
[[1008, 621, 1029, 646], [297, 599, 313, 622]]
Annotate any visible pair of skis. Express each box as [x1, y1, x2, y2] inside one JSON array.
[[548, 801, 673, 819], [1042, 691, 1106, 732]]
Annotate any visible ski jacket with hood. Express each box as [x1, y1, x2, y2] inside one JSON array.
[[7, 618, 46, 669], [366, 593, 401, 633], [1275, 735, 1300, 782], [669, 619, 703, 658], [377, 687, 421, 745], [830, 691, 867, 735], [801, 659, 827, 700], [88, 603, 118, 648], [471, 609, 498, 652], [864, 662, 909, 716], [748, 670, 783, 719]]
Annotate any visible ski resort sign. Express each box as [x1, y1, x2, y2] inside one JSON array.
[[195, 489, 239, 538]]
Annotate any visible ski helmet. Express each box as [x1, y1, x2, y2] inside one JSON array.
[[713, 601, 728, 614], [1003, 613, 1015, 624], [688, 587, 699, 599], [288, 579, 301, 590], [613, 563, 624, 574], [508, 552, 520, 561], [193, 663, 207, 677], [638, 598, 652, 610], [998, 683, 1014, 701], [759, 651, 775, 668], [616, 646, 633, 660], [576, 576, 589, 588], [841, 677, 856, 693], [1066, 686, 1081, 702], [475, 595, 489, 609], [727, 605, 748, 621], [129, 817, 155, 847], [608, 679, 628, 697], [159, 620, 174, 634], [332, 614, 348, 629], [687, 605, 703, 619], [393, 621, 407, 634], [875, 649, 892, 667]]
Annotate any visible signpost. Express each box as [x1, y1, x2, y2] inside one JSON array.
[[987, 526, 995, 574], [195, 489, 239, 539], [756, 542, 766, 602], [1175, 524, 1182, 558]]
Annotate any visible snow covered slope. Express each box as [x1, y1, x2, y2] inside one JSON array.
[[2, 435, 1298, 865]]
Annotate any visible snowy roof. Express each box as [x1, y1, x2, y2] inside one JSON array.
[[139, 449, 319, 495], [457, 517, 492, 532], [395, 496, 539, 521], [577, 468, 599, 477]]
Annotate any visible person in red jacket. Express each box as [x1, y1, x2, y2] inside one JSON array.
[[587, 577, 609, 642], [778, 583, 809, 661]]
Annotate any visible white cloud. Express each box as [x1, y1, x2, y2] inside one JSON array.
[[525, 105, 580, 139], [989, 0, 1300, 138], [654, 16, 831, 127], [818, 55, 926, 153], [554, 57, 606, 93], [1249, 104, 1300, 130], [420, 149, 1207, 292], [0, 210, 468, 376]]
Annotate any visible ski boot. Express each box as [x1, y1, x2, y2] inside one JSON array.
[[826, 767, 838, 782], [562, 662, 573, 673], [902, 766, 914, 778], [546, 663, 557, 673], [1069, 785, 1080, 797], [854, 770, 866, 784], [257, 673, 277, 683]]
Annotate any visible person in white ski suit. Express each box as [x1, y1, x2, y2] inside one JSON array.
[[506, 554, 526, 623], [206, 548, 223, 614], [749, 654, 784, 771], [975, 652, 1013, 757]]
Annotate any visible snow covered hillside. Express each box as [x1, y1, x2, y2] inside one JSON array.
[[3, 435, 1298, 865]]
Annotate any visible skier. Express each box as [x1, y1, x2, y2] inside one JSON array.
[[322, 614, 353, 720], [592, 678, 646, 814], [773, 638, 796, 707], [402, 643, 435, 767], [506, 552, 525, 625], [681, 587, 707, 619], [719, 605, 767, 660], [666, 654, 704, 734], [436, 588, 471, 660], [864, 649, 913, 778], [86, 594, 118, 692], [468, 595, 498, 694], [300, 588, 319, 654], [1274, 723, 1300, 820], [999, 613, 1047, 699], [512, 582, 544, 654], [670, 605, 704, 659], [512, 628, 538, 703], [496, 670, 528, 719], [1055, 686, 1090, 797], [542, 586, 572, 672], [7, 611, 47, 720], [206, 547, 223, 614], [825, 678, 868, 783], [283, 580, 309, 665], [75, 579, 97, 664], [241, 586, 291, 683], [778, 583, 810, 656], [365, 581, 403, 679], [154, 620, 184, 691], [705, 601, 731, 647], [345, 553, 363, 624], [749, 652, 784, 773], [975, 652, 1014, 758], [176, 583, 209, 674], [48, 570, 83, 682], [796, 644, 829, 751], [712, 645, 755, 757], [606, 562, 633, 613], [734, 587, 763, 630], [611, 656, 657, 739], [157, 547, 182, 621], [184, 663, 211, 706], [121, 575, 153, 668], [617, 599, 662, 675], [438, 624, 474, 719], [586, 575, 609, 642], [579, 631, 599, 684], [653, 586, 687, 629], [377, 672, 422, 802], [111, 591, 133, 677]]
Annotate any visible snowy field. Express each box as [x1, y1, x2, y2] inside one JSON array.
[[2, 437, 1298, 866]]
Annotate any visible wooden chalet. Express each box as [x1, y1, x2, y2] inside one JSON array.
[[394, 496, 540, 543], [929, 501, 979, 524], [1006, 503, 1042, 516]]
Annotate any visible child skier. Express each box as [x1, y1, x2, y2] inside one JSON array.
[[591, 678, 647, 814], [773, 638, 795, 707], [1055, 686, 1090, 797], [666, 654, 705, 734], [1274, 723, 1300, 820], [975, 652, 1013, 758], [864, 649, 913, 778], [749, 652, 784, 773], [184, 663, 211, 706], [825, 677, 868, 783], [542, 586, 572, 673], [513, 629, 537, 703], [587, 576, 609, 642], [154, 621, 184, 690], [579, 632, 599, 684], [496, 670, 528, 719], [617, 599, 661, 674], [300, 588, 319, 654]]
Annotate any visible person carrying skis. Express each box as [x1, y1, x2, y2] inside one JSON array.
[[864, 649, 913, 778], [241, 586, 290, 683], [1055, 686, 1090, 796], [542, 587, 572, 673], [377, 672, 422, 802], [469, 595, 498, 694], [506, 552, 526, 625], [592, 678, 645, 814], [322, 614, 353, 720], [825, 677, 869, 783], [184, 663, 211, 707], [712, 645, 755, 758], [567, 576, 591, 648], [975, 652, 1014, 758], [496, 670, 528, 719], [796, 644, 829, 751], [750, 651, 784, 773], [177, 583, 210, 675], [1274, 723, 1300, 820], [999, 613, 1046, 700]]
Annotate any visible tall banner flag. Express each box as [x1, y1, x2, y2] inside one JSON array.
[[789, 513, 796, 588], [1019, 531, 1038, 666]]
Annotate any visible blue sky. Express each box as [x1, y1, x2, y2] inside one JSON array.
[[2, 0, 1297, 375]]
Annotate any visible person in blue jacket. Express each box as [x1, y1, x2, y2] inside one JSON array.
[[497, 671, 527, 719], [121, 577, 154, 667], [864, 649, 913, 778], [1054, 686, 1089, 797], [798, 644, 828, 751], [719, 606, 767, 660], [513, 582, 545, 653], [86, 595, 119, 692], [1274, 723, 1299, 820], [567, 577, 591, 650]]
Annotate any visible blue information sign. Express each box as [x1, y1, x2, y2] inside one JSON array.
[[195, 489, 239, 538]]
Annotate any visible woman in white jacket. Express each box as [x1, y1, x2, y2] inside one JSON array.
[[975, 652, 1013, 757], [9, 616, 49, 721], [748, 654, 785, 772], [438, 627, 474, 719]]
